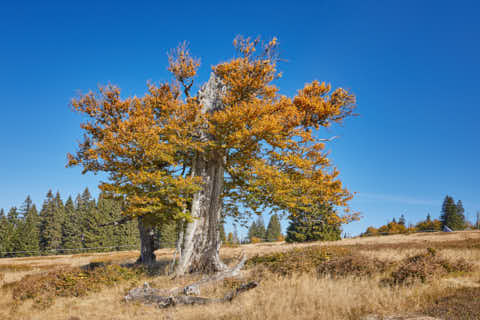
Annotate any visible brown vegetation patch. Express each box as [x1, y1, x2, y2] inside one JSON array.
[[3, 263, 146, 309], [383, 249, 474, 285], [421, 287, 480, 320], [0, 263, 70, 273], [9, 255, 65, 262], [0, 264, 34, 272], [247, 246, 350, 276], [89, 252, 139, 265], [317, 254, 391, 278], [347, 237, 480, 252]]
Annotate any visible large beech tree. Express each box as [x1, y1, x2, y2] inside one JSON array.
[[68, 37, 357, 275]]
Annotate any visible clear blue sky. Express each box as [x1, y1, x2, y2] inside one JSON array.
[[1, 0, 479, 237]]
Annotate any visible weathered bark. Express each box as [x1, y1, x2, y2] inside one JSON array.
[[136, 216, 156, 265], [176, 73, 227, 275], [125, 281, 258, 308]]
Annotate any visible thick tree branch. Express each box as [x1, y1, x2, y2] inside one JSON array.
[[99, 216, 133, 227], [317, 136, 338, 142]]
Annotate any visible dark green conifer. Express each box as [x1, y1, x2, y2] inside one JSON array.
[[96, 192, 116, 249], [440, 195, 465, 230], [17, 199, 40, 255], [40, 190, 63, 253], [0, 209, 15, 257], [266, 214, 282, 242], [80, 188, 104, 249], [247, 220, 257, 241], [248, 216, 266, 241], [456, 200, 466, 229], [286, 204, 341, 243], [62, 196, 83, 252], [158, 221, 177, 248]]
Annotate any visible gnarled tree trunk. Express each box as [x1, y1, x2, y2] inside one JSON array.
[[137, 216, 156, 265], [175, 73, 227, 275]]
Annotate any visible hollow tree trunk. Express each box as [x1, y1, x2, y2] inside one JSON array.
[[137, 216, 156, 265], [175, 73, 227, 275]]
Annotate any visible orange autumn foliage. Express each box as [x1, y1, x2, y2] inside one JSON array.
[[68, 36, 358, 226]]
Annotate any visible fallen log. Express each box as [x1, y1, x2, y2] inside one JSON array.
[[125, 281, 258, 308]]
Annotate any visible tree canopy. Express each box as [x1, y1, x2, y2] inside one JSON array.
[[68, 36, 358, 272], [68, 36, 357, 228]]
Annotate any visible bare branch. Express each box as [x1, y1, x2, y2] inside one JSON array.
[[317, 136, 338, 142]]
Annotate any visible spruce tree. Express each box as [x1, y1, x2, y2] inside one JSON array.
[[399, 214, 406, 226], [248, 216, 266, 241], [255, 216, 266, 240], [40, 190, 63, 253], [62, 196, 83, 252], [110, 196, 140, 249], [123, 219, 140, 248], [96, 192, 117, 250], [286, 204, 341, 243], [8, 207, 21, 255], [247, 220, 257, 241], [80, 188, 104, 250], [0, 209, 14, 257], [266, 214, 282, 242], [456, 200, 466, 230], [7, 207, 19, 225], [95, 192, 140, 250], [17, 200, 40, 255], [158, 221, 177, 248], [440, 195, 464, 230]]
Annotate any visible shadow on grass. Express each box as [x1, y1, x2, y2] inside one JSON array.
[[422, 287, 480, 320]]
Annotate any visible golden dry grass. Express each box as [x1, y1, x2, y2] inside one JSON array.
[[0, 230, 479, 320]]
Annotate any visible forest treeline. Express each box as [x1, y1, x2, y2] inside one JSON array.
[[362, 195, 480, 236], [0, 188, 144, 257], [1, 189, 346, 257]]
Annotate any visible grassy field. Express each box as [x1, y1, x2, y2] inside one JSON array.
[[1, 231, 479, 320]]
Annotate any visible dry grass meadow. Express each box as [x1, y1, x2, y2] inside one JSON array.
[[1, 231, 479, 320]]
